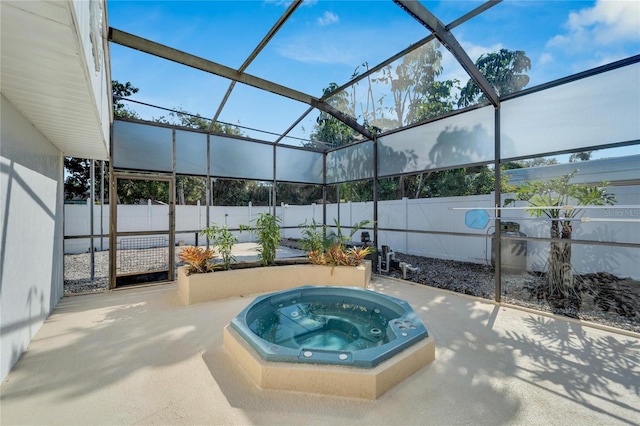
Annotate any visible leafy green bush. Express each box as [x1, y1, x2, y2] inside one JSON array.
[[304, 219, 374, 267], [241, 213, 281, 266], [200, 224, 237, 270], [299, 219, 325, 253]]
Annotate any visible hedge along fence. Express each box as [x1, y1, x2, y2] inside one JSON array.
[[64, 183, 639, 280]]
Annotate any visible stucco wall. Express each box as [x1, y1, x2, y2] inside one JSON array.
[[1, 95, 64, 381]]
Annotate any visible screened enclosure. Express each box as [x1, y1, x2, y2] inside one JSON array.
[[67, 0, 640, 328]]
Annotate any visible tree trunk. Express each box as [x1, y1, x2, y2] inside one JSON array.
[[414, 173, 424, 199], [398, 175, 405, 199], [547, 220, 578, 315]]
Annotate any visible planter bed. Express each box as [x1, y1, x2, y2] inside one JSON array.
[[177, 260, 371, 305]]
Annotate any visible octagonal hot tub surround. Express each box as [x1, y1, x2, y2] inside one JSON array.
[[222, 286, 435, 399]]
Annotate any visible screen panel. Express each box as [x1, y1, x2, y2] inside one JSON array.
[[210, 135, 273, 180], [112, 121, 173, 172], [501, 62, 640, 159], [175, 130, 207, 175], [276, 147, 323, 184], [378, 106, 495, 177], [326, 141, 374, 184]]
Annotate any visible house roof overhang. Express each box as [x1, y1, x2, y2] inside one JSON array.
[[1, 0, 111, 160]]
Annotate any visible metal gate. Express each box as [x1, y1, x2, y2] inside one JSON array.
[[109, 172, 175, 289]]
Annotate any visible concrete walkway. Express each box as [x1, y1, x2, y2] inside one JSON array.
[[1, 276, 639, 425]]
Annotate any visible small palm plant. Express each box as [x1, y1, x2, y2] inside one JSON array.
[[505, 170, 615, 313], [326, 218, 372, 247]]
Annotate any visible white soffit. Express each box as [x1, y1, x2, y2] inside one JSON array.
[[1, 1, 109, 160]]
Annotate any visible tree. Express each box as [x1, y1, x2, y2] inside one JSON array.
[[65, 80, 140, 200], [309, 83, 360, 148], [372, 40, 458, 128], [458, 49, 531, 108], [276, 183, 323, 205], [416, 166, 510, 199], [505, 171, 615, 315], [411, 79, 458, 122], [112, 80, 139, 119], [64, 158, 103, 200], [315, 42, 461, 201], [177, 177, 207, 205], [117, 178, 170, 204], [569, 151, 593, 162], [312, 41, 458, 146], [383, 43, 459, 199], [502, 157, 559, 170], [154, 107, 242, 135], [519, 157, 559, 167]]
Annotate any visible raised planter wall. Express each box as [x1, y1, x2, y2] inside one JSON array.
[[177, 260, 371, 305]]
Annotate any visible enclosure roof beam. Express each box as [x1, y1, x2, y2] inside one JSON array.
[[109, 27, 374, 140], [311, 100, 374, 140], [274, 106, 314, 145], [109, 28, 312, 104], [394, 0, 500, 107], [320, 0, 501, 103], [208, 0, 302, 132]]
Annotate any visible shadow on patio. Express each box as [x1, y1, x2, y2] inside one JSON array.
[[1, 276, 638, 425]]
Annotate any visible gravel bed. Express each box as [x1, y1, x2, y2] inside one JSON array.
[[65, 243, 640, 334], [64, 247, 179, 294], [64, 251, 110, 294], [385, 252, 640, 335]]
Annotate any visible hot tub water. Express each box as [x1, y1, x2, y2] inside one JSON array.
[[230, 286, 428, 368]]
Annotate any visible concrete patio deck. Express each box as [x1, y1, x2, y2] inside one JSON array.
[[1, 276, 639, 425]]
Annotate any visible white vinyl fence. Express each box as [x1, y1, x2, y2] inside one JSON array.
[[65, 185, 639, 279]]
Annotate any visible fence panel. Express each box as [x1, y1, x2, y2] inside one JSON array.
[[64, 187, 639, 279]]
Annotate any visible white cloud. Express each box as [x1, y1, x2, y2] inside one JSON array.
[[275, 36, 357, 65], [548, 0, 640, 49], [273, 26, 383, 66], [538, 53, 554, 66], [265, 0, 318, 6], [462, 41, 505, 64], [264, 0, 293, 7], [317, 11, 339, 26]]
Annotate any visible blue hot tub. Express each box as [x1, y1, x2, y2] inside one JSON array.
[[230, 286, 429, 368]]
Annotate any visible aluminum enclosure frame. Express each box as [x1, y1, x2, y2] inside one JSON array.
[[110, 55, 640, 301], [106, 0, 639, 301]]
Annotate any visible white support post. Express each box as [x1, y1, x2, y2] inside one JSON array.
[[280, 202, 285, 238], [147, 199, 152, 232], [404, 197, 409, 254], [197, 200, 201, 230]]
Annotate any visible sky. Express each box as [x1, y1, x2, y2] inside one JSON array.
[[107, 0, 640, 159]]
